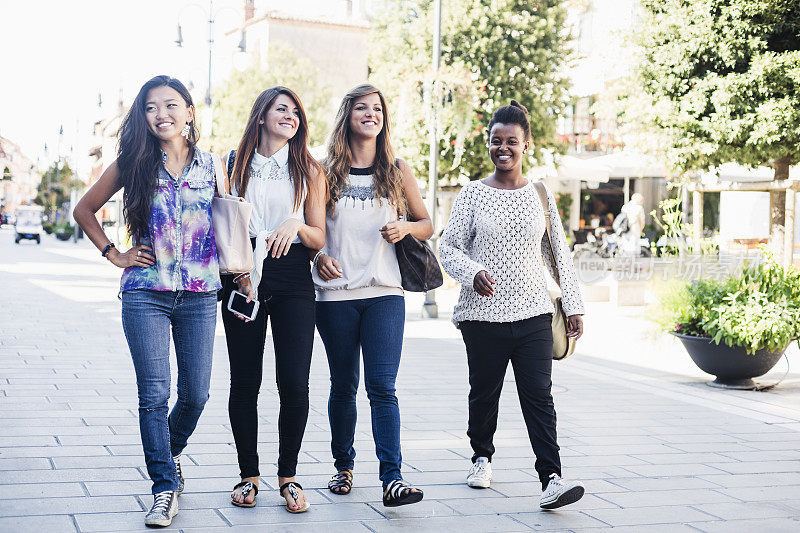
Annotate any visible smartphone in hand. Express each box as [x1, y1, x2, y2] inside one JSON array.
[[227, 290, 259, 321]]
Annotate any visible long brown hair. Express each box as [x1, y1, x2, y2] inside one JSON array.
[[231, 86, 323, 210], [118, 75, 197, 243], [324, 84, 405, 214]]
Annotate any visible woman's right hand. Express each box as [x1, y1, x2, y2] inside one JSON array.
[[236, 276, 255, 303], [473, 270, 495, 297], [316, 254, 343, 281], [107, 245, 155, 269]]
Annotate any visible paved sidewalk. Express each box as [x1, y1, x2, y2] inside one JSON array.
[[1, 229, 800, 532]]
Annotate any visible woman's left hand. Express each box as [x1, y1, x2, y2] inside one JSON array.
[[566, 315, 584, 340], [379, 220, 411, 244], [266, 218, 303, 258]]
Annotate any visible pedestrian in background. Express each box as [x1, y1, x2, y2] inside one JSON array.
[[618, 192, 646, 255], [313, 84, 431, 507], [73, 75, 220, 527], [221, 87, 326, 513], [439, 100, 586, 510]]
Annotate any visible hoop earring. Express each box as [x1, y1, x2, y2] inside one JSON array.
[[181, 123, 191, 138]]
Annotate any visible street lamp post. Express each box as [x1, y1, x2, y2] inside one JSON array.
[[422, 0, 443, 319], [175, 1, 246, 136]]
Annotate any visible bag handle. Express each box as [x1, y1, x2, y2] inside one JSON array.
[[211, 152, 230, 197], [533, 181, 561, 287]]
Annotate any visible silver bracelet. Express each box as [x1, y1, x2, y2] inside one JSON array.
[[312, 250, 324, 267]]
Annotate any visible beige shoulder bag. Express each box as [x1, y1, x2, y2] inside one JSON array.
[[211, 153, 254, 274], [533, 182, 576, 360]]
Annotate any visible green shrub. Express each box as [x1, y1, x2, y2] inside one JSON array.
[[53, 223, 74, 236], [656, 254, 800, 353]]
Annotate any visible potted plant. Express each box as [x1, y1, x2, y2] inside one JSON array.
[[53, 223, 75, 241], [655, 254, 800, 389]]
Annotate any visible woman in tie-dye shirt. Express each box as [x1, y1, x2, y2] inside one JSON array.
[[74, 75, 219, 528]]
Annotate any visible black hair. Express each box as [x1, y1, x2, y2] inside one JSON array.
[[487, 100, 531, 142], [117, 75, 197, 244]]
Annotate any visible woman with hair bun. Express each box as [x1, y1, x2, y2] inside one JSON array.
[[439, 100, 586, 510]]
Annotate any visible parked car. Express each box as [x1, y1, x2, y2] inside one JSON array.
[[14, 205, 44, 244]]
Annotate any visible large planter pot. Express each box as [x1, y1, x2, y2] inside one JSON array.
[[672, 332, 787, 389]]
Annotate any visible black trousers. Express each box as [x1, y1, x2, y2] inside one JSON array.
[[221, 243, 315, 479], [459, 314, 561, 489]]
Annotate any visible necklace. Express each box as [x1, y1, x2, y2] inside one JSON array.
[[165, 154, 191, 179]]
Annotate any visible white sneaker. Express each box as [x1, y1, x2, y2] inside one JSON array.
[[540, 473, 584, 510], [144, 490, 178, 527], [466, 457, 492, 488]]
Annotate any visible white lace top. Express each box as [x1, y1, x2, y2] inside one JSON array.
[[439, 180, 584, 325], [228, 144, 305, 240]]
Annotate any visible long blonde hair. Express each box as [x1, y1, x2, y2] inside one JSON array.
[[324, 84, 405, 214]]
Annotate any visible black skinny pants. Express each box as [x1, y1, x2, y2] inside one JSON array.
[[459, 314, 561, 490], [221, 243, 315, 479]]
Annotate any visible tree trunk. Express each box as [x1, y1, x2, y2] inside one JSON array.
[[769, 156, 791, 262]]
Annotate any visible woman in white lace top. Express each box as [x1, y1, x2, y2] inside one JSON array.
[[439, 100, 586, 510]]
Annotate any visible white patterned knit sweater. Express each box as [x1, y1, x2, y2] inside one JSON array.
[[440, 180, 585, 325]]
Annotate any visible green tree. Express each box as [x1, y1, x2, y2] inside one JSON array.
[[206, 44, 332, 154], [34, 162, 81, 220], [635, 0, 800, 257], [369, 0, 572, 185]]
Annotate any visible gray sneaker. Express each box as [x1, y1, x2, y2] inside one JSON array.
[[466, 457, 492, 488], [173, 455, 184, 495], [540, 473, 584, 510], [144, 491, 178, 527]]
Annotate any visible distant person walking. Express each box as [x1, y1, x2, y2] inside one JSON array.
[[221, 87, 326, 513], [313, 84, 431, 507], [616, 192, 646, 255], [439, 101, 586, 510], [74, 75, 219, 527]]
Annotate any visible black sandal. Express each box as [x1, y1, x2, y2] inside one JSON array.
[[383, 479, 424, 507], [328, 469, 353, 495], [280, 481, 310, 513], [231, 480, 258, 508]]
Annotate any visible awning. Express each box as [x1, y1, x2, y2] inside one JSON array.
[[555, 155, 611, 182], [591, 151, 667, 178], [700, 162, 800, 184]]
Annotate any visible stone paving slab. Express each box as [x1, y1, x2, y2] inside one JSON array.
[[2, 231, 800, 531]]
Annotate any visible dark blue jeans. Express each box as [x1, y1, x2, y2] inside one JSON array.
[[121, 289, 217, 494], [315, 295, 405, 487]]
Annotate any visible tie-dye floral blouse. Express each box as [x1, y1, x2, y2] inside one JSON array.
[[120, 148, 221, 293]]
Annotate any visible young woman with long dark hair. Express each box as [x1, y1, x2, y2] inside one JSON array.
[[221, 87, 326, 513], [312, 84, 431, 507], [74, 75, 220, 527], [439, 101, 586, 510]]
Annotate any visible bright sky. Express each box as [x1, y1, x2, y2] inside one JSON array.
[[0, 0, 348, 175]]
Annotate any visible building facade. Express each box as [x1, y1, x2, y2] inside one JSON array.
[[233, 1, 371, 111], [548, 0, 668, 237], [0, 136, 40, 216]]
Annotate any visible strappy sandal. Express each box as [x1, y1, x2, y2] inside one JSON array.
[[383, 479, 424, 507], [280, 481, 310, 513], [231, 480, 258, 508], [327, 469, 353, 495]]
